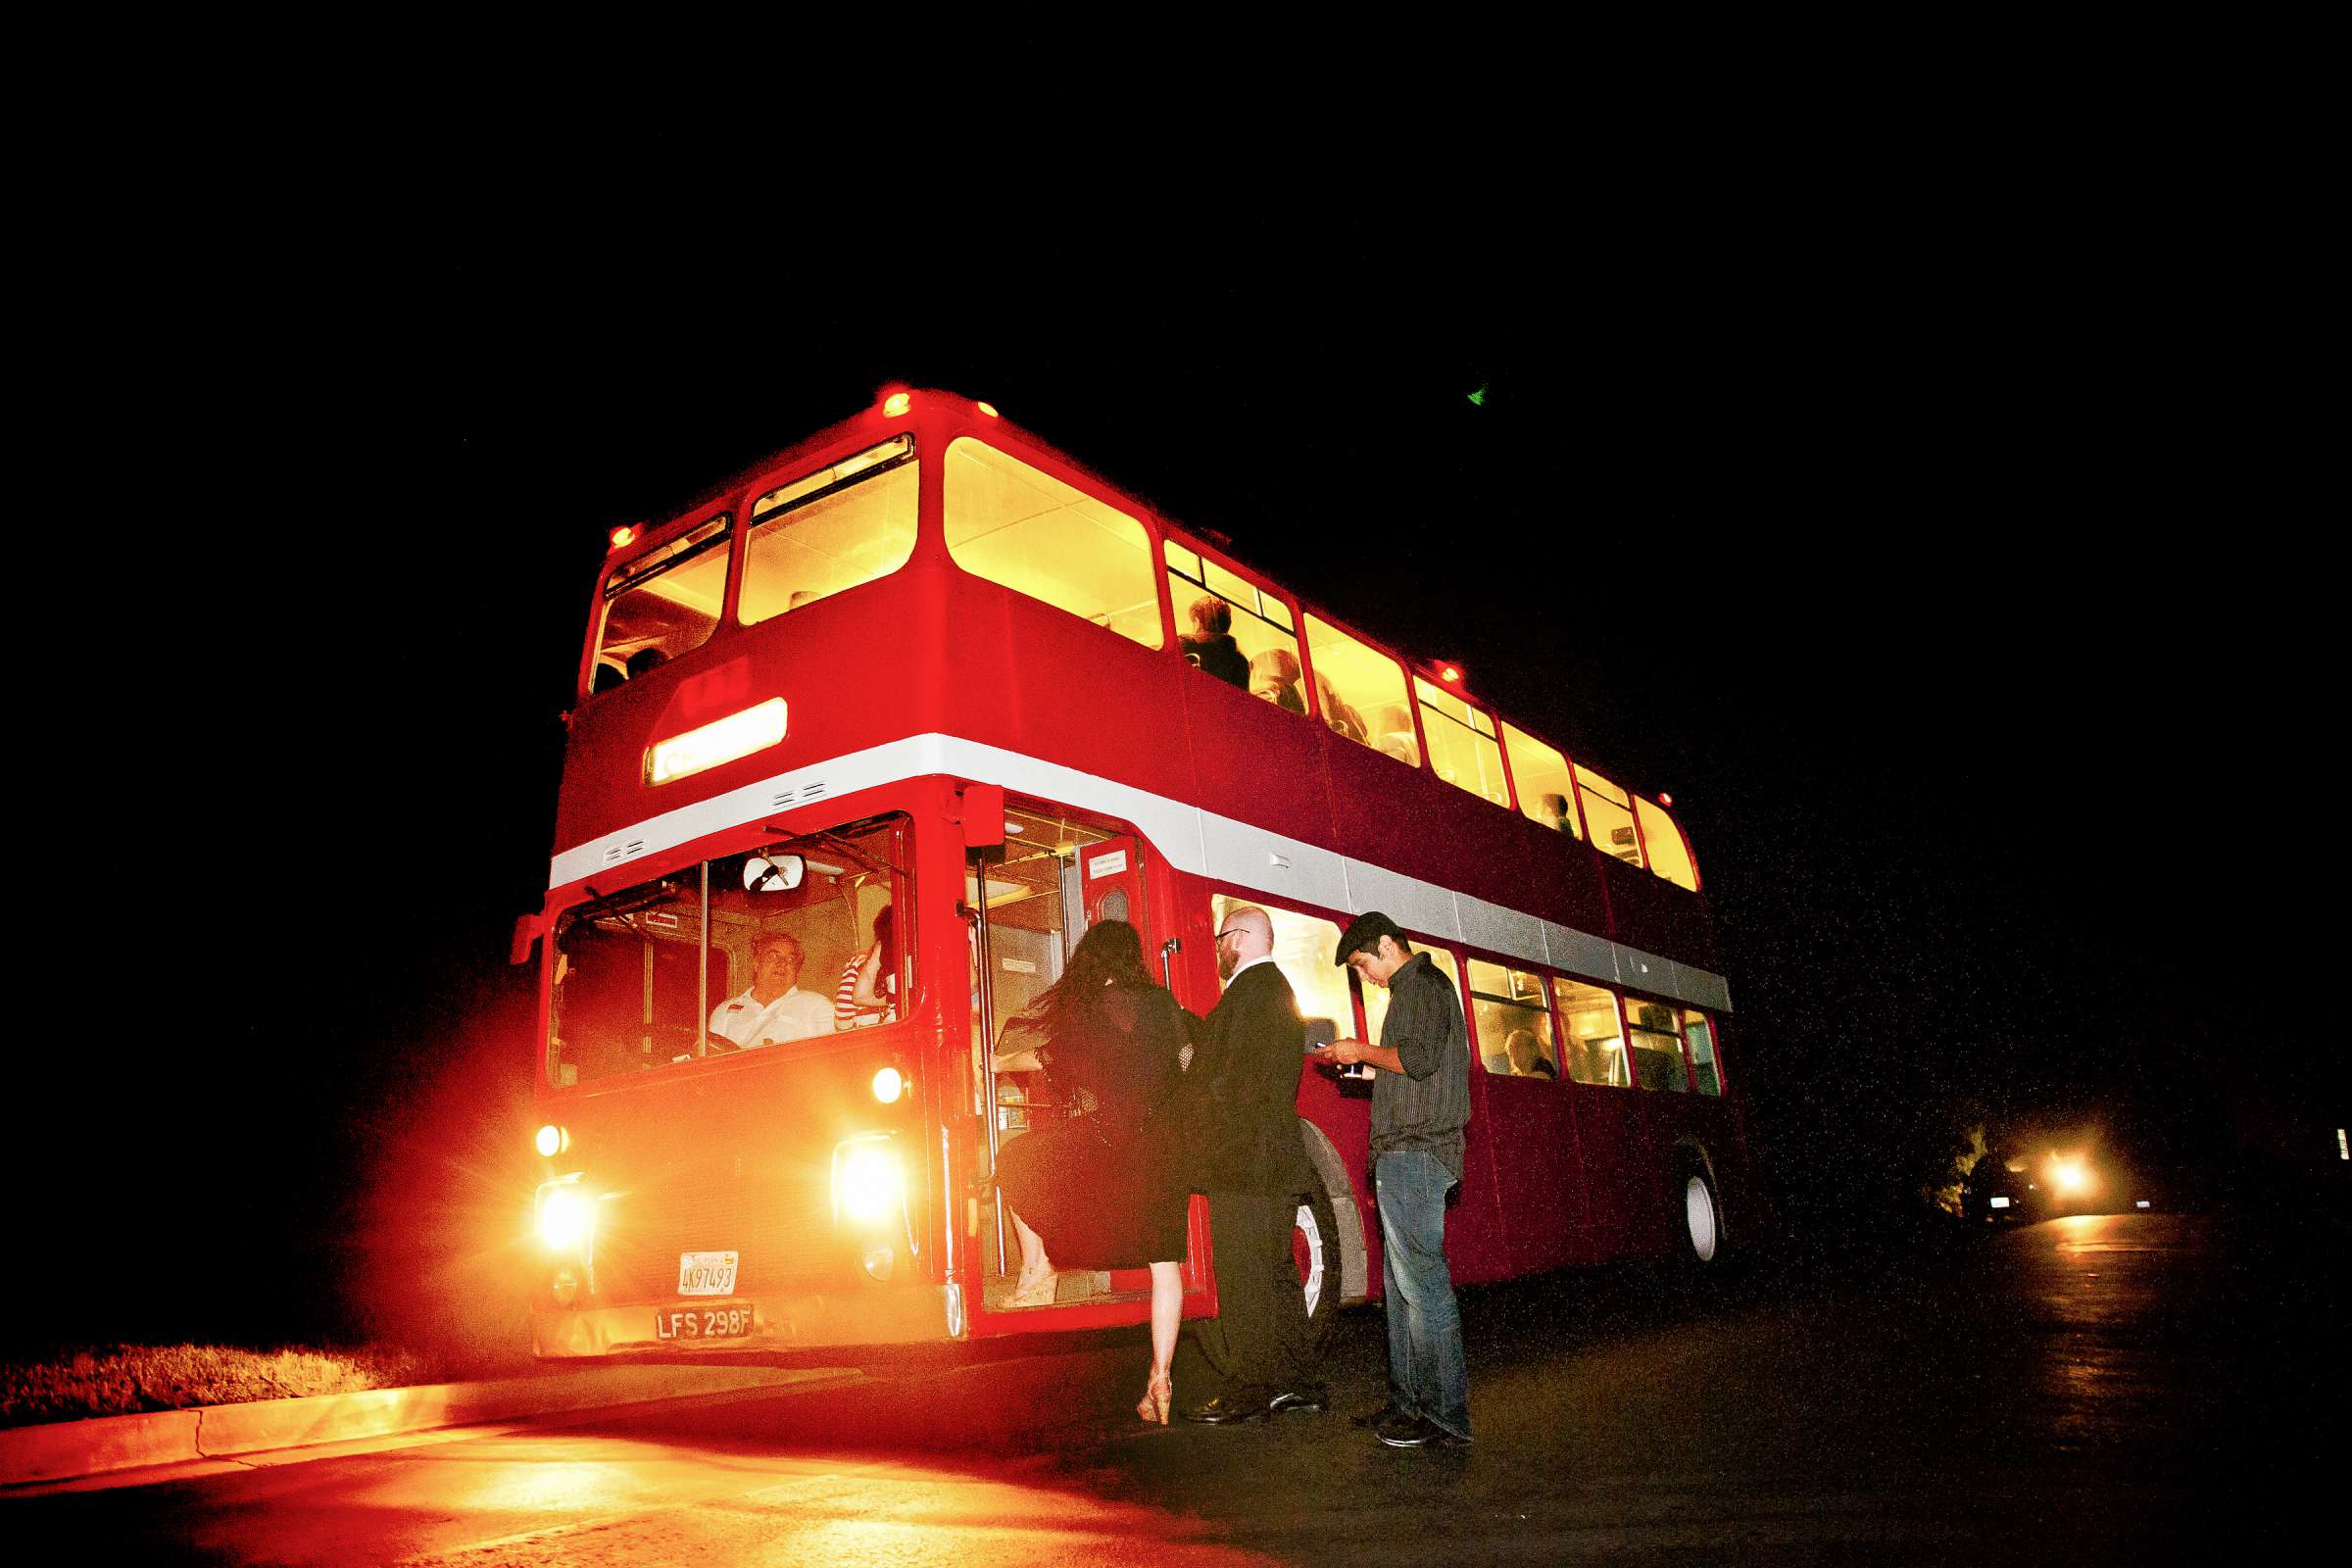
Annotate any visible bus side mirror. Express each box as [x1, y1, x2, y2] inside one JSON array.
[[510, 912, 545, 966], [960, 783, 1005, 848]]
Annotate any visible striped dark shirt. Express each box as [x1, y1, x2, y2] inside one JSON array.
[[1369, 951, 1471, 1179]]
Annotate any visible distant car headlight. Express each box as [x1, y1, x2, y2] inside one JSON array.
[[1989, 1196, 2011, 1209]]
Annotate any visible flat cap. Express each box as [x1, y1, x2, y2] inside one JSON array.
[[1334, 910, 1407, 966]]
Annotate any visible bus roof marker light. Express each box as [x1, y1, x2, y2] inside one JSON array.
[[881, 390, 912, 417], [609, 525, 636, 552], [1438, 663, 1463, 685], [647, 698, 789, 785], [1658, 792, 1674, 808], [977, 401, 1000, 418]]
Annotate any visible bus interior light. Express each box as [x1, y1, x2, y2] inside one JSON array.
[[535, 1123, 569, 1158], [647, 698, 789, 785]]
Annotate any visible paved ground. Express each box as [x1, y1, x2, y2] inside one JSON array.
[[8, 1211, 2340, 1564]]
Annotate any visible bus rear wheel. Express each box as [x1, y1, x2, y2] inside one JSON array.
[[1293, 1184, 1340, 1345], [1679, 1164, 1722, 1265]]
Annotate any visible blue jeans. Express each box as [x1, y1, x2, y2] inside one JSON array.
[[1375, 1149, 1469, 1439]]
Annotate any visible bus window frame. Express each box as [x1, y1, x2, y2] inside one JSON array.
[[1621, 990, 1698, 1093], [736, 431, 922, 628], [1568, 758, 1646, 871], [582, 501, 740, 702], [1633, 795, 1702, 893], [1296, 604, 1430, 772], [1162, 525, 1306, 709], [940, 432, 1172, 651], [1412, 671, 1514, 814], [1463, 948, 1561, 1084], [542, 808, 918, 1091], [1499, 718, 1588, 839]]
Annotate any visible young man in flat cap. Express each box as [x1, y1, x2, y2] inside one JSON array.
[[1313, 911, 1473, 1447]]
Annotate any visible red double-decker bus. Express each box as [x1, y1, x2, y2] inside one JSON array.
[[517, 387, 1749, 1357]]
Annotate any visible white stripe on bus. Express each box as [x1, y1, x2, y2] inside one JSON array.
[[548, 732, 1733, 1014]]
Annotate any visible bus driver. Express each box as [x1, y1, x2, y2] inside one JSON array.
[[708, 932, 834, 1051]]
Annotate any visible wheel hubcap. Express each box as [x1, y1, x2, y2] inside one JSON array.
[[1685, 1176, 1718, 1262], [1293, 1202, 1327, 1315]]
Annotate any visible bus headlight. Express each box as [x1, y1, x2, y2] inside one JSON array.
[[535, 1123, 569, 1157], [872, 1066, 905, 1104], [536, 1180, 592, 1250], [833, 1139, 901, 1227]]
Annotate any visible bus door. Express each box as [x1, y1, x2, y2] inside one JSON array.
[[974, 828, 1168, 1314]]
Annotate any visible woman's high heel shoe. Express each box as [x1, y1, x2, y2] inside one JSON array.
[[1137, 1371, 1173, 1425]]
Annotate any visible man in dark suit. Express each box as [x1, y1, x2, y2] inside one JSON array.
[[1179, 904, 1327, 1422]]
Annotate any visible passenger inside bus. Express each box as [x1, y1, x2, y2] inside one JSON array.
[[1250, 648, 1306, 712], [1506, 1028, 1558, 1078], [1540, 793, 1573, 832], [1179, 595, 1250, 690], [1314, 671, 1367, 744], [835, 906, 898, 1029]]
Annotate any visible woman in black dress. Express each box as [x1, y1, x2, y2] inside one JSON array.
[[993, 918, 1192, 1422]]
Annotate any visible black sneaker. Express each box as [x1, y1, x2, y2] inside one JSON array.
[[1351, 1403, 1408, 1429], [1376, 1412, 1471, 1448]]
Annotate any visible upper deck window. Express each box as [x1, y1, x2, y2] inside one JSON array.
[[1635, 796, 1698, 891], [1577, 766, 1643, 867], [1502, 722, 1583, 838], [1304, 615, 1419, 767], [1416, 678, 1509, 808], [944, 438, 1161, 647], [593, 515, 731, 689], [1165, 542, 1324, 715], [739, 435, 918, 625]]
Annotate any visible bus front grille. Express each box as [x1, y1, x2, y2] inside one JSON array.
[[592, 1158, 837, 1302]]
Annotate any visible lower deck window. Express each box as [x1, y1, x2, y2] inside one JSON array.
[[550, 814, 907, 1086]]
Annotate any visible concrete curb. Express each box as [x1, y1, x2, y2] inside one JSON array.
[[0, 1363, 846, 1487]]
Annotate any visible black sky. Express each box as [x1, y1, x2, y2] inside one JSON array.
[[20, 163, 2331, 1348]]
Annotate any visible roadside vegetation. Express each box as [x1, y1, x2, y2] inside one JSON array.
[[0, 1341, 525, 1429]]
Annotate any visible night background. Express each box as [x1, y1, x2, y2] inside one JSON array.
[[14, 159, 2334, 1361]]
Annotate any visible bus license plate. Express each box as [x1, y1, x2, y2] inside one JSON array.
[[677, 1250, 739, 1295], [655, 1304, 753, 1342]]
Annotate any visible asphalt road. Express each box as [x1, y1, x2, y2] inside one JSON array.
[[10, 1211, 2340, 1564]]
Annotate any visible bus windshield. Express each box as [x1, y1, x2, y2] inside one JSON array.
[[549, 814, 908, 1086]]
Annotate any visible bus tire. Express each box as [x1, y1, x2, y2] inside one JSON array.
[[1677, 1158, 1723, 1267], [1292, 1183, 1341, 1346]]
